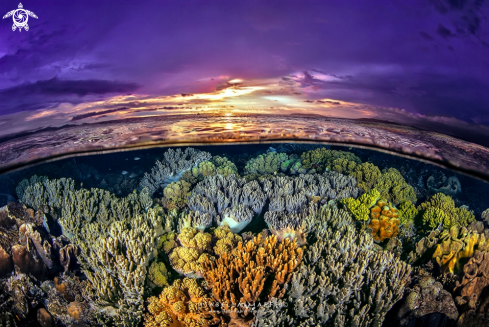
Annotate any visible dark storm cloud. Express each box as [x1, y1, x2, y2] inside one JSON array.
[[436, 24, 455, 38], [0, 78, 139, 115]]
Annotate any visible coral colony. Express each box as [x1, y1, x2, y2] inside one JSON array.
[[1, 145, 489, 327]]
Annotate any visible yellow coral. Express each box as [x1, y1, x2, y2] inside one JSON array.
[[148, 261, 170, 288], [144, 278, 220, 327], [159, 232, 177, 254], [178, 228, 212, 251]]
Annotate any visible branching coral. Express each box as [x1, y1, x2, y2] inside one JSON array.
[[201, 234, 303, 321], [418, 193, 475, 229], [368, 199, 400, 242], [144, 278, 220, 327], [262, 172, 359, 244], [373, 168, 417, 205], [341, 188, 380, 221], [162, 180, 191, 210], [187, 174, 266, 232], [300, 147, 361, 173], [253, 203, 412, 327], [244, 152, 289, 175], [139, 148, 212, 195]]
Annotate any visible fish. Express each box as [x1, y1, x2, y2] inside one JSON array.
[[134, 157, 140, 160], [121, 171, 128, 175]]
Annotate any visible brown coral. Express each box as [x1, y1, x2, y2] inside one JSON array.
[[454, 250, 489, 324], [201, 234, 303, 320], [144, 278, 220, 327], [368, 200, 400, 242]]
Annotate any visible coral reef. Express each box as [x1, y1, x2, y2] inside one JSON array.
[[418, 193, 475, 229], [341, 188, 380, 221], [202, 234, 303, 322], [253, 203, 412, 327], [144, 277, 220, 327], [394, 276, 459, 326], [187, 174, 266, 232], [147, 261, 170, 288], [373, 168, 417, 205], [139, 148, 211, 195], [368, 199, 400, 242], [482, 208, 489, 226]]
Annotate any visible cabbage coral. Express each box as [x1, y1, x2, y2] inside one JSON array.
[[418, 193, 475, 229]]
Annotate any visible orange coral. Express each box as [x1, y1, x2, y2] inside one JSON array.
[[144, 278, 220, 327], [201, 235, 303, 320], [368, 200, 400, 242], [67, 301, 83, 320]]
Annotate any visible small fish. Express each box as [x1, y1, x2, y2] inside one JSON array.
[[134, 157, 141, 161], [129, 173, 137, 178], [121, 171, 128, 175]]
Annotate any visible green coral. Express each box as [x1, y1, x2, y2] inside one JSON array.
[[331, 157, 359, 174], [162, 180, 191, 209], [398, 201, 419, 226], [350, 162, 382, 193], [212, 156, 238, 177], [244, 152, 288, 175], [341, 188, 380, 221], [148, 261, 170, 288], [300, 148, 361, 173], [373, 168, 416, 205], [418, 193, 475, 229]]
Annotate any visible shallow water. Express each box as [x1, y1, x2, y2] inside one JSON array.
[[1, 143, 489, 327]]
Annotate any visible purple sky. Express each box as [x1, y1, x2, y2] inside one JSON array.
[[1, 0, 489, 140]]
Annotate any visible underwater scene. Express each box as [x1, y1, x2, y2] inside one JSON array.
[[1, 143, 489, 327]]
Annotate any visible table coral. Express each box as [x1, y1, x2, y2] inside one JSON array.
[[373, 168, 417, 205], [418, 193, 475, 229], [368, 199, 400, 242], [201, 234, 303, 321], [144, 278, 220, 327]]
